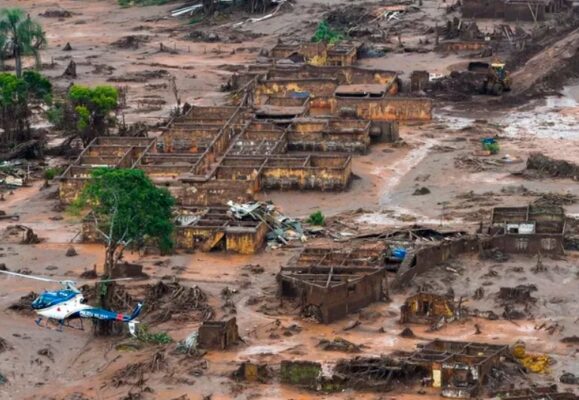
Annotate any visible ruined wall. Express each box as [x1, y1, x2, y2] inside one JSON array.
[[282, 269, 385, 323], [491, 234, 564, 255], [198, 318, 239, 349], [310, 97, 432, 122], [254, 79, 338, 105], [394, 237, 484, 288], [261, 163, 351, 191], [225, 224, 268, 254], [317, 272, 384, 323], [288, 120, 371, 153], [462, 0, 506, 18], [173, 180, 255, 206], [436, 41, 491, 52], [174, 225, 221, 249]]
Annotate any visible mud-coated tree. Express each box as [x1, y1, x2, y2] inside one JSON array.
[[72, 168, 174, 335], [0, 71, 51, 147], [0, 8, 46, 77]]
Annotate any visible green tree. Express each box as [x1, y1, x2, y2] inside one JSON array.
[[0, 71, 51, 145], [0, 8, 46, 77], [67, 84, 119, 144], [73, 168, 174, 336], [74, 168, 174, 275]]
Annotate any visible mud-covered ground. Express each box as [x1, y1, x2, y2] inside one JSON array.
[[0, 0, 578, 399]]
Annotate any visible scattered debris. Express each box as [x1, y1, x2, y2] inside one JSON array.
[[399, 327, 416, 338], [318, 337, 361, 353], [560, 372, 579, 385], [39, 9, 72, 18], [0, 337, 12, 353], [62, 60, 77, 78], [65, 246, 77, 257], [7, 292, 37, 315], [112, 351, 167, 387], [37, 348, 54, 362], [412, 186, 431, 196], [144, 281, 214, 324], [227, 201, 305, 246], [110, 35, 150, 50], [524, 152, 579, 180]]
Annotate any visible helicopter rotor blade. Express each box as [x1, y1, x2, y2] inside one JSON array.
[[0, 270, 61, 283], [82, 277, 139, 283]]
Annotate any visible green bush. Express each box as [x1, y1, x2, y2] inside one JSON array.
[[136, 325, 173, 345], [312, 21, 343, 44], [307, 210, 325, 226], [22, 71, 52, 100], [46, 102, 64, 127], [43, 167, 63, 180]]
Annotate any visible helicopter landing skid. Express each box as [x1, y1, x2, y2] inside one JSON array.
[[34, 317, 85, 332]]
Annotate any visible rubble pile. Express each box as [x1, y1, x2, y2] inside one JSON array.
[[525, 152, 579, 180], [110, 35, 151, 50], [0, 337, 11, 353], [39, 9, 72, 18], [112, 350, 167, 387], [318, 337, 362, 353], [428, 71, 486, 100], [7, 292, 38, 315], [144, 281, 214, 324], [332, 356, 424, 390], [228, 201, 305, 246], [2, 225, 41, 244]]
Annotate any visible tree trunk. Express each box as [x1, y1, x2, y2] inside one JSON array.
[[94, 244, 117, 337], [14, 45, 22, 78]]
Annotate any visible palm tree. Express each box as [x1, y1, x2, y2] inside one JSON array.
[[0, 8, 46, 77]]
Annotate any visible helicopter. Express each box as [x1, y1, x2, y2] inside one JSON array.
[[0, 270, 143, 335]]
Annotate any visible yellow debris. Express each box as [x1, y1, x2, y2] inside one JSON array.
[[511, 342, 551, 374]]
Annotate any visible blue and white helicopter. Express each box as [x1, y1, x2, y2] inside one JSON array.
[[1, 270, 143, 335]]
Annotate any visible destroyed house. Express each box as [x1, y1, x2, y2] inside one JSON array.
[[288, 118, 373, 154], [489, 206, 565, 254], [58, 105, 354, 206], [279, 266, 385, 323], [400, 292, 456, 324], [280, 244, 387, 323], [269, 41, 362, 66], [58, 137, 155, 204], [462, 0, 564, 20], [386, 228, 481, 287], [198, 317, 240, 350], [491, 386, 579, 400], [174, 206, 268, 254], [406, 340, 510, 398]]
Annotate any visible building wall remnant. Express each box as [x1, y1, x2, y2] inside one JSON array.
[[310, 96, 433, 122], [197, 317, 240, 349], [406, 340, 509, 398], [393, 237, 484, 288], [174, 206, 268, 254], [410, 71, 430, 92], [489, 206, 565, 255], [436, 41, 491, 53], [280, 266, 386, 323]]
